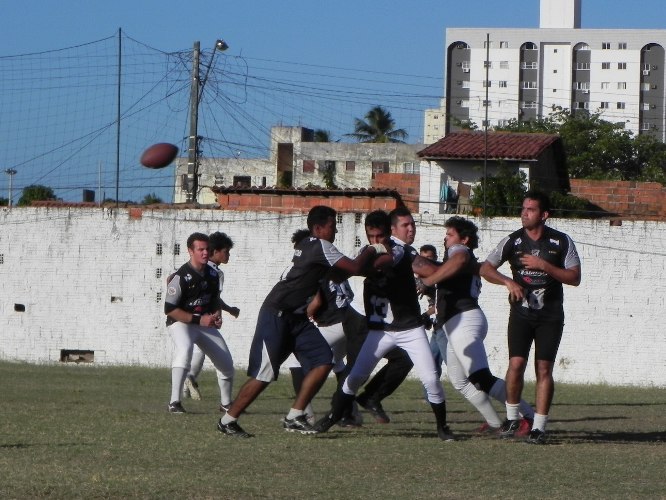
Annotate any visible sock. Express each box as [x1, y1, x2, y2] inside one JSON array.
[[220, 413, 236, 425], [217, 376, 233, 407], [429, 401, 448, 428], [287, 408, 305, 420], [170, 367, 188, 403], [304, 403, 315, 419], [506, 402, 520, 421], [532, 413, 548, 432]]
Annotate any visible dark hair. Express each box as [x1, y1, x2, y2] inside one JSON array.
[[388, 206, 412, 226], [291, 228, 311, 246], [307, 205, 336, 231], [209, 231, 233, 251], [524, 190, 551, 214], [364, 210, 391, 232], [444, 216, 479, 250], [186, 232, 209, 249], [419, 244, 438, 259]]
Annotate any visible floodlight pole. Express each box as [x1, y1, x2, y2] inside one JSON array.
[[186, 41, 201, 204]]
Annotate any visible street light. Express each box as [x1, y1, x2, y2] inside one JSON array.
[[186, 38, 229, 204], [4, 168, 17, 207]]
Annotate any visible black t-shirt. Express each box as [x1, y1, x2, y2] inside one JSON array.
[[364, 237, 422, 331], [435, 244, 481, 327], [263, 236, 344, 314], [485, 225, 580, 321], [164, 262, 222, 326], [314, 280, 353, 327]]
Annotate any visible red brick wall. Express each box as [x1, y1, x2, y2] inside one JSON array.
[[569, 179, 666, 220], [215, 192, 402, 213], [372, 173, 420, 213]]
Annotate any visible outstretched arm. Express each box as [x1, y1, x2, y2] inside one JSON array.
[[479, 261, 525, 302], [418, 251, 468, 287]]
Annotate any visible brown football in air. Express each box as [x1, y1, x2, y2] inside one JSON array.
[[140, 143, 179, 169]]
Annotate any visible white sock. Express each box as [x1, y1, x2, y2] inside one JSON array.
[[506, 402, 520, 421], [217, 376, 233, 407], [287, 408, 305, 420], [467, 390, 503, 428], [170, 367, 187, 403], [304, 403, 315, 418], [220, 413, 236, 425], [533, 413, 548, 432]]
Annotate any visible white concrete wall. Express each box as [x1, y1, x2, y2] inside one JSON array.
[[1, 207, 664, 387]]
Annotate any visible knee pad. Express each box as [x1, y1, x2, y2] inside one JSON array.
[[468, 368, 498, 394]]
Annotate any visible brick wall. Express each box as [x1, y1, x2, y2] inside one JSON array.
[[372, 173, 421, 213], [1, 207, 665, 387], [569, 179, 666, 220]]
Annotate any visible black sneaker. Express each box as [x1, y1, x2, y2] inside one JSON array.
[[526, 428, 547, 445], [498, 419, 520, 439], [437, 424, 456, 441], [338, 416, 362, 428], [357, 397, 390, 424], [168, 401, 186, 414], [217, 419, 252, 438], [313, 415, 336, 433], [283, 415, 318, 434]]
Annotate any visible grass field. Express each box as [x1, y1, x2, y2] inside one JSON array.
[[1, 361, 664, 499]]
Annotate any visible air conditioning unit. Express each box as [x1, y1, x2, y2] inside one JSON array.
[[583, 89, 589, 94], [462, 68, 470, 73], [652, 84, 658, 89], [643, 70, 650, 75], [651, 104, 657, 109], [456, 100, 462, 104], [456, 62, 462, 67], [456, 80, 463, 85], [653, 65, 658, 70]]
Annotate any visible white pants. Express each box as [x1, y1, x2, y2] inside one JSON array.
[[444, 308, 490, 388], [343, 325, 445, 404]]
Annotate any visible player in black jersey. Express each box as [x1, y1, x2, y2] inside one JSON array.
[[481, 191, 581, 444], [217, 205, 387, 438], [419, 217, 534, 436], [164, 232, 234, 414], [315, 208, 456, 441]]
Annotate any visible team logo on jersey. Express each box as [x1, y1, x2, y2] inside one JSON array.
[[184, 273, 192, 282], [515, 237, 522, 246], [550, 238, 560, 246], [167, 287, 177, 296], [531, 249, 540, 257]]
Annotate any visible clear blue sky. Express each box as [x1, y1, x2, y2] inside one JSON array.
[[4, 0, 664, 86], [2, 0, 664, 203]]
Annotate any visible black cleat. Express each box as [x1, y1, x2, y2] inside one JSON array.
[[437, 424, 456, 441], [525, 428, 547, 445], [357, 397, 390, 424], [168, 401, 186, 414], [217, 419, 252, 438], [313, 415, 336, 434], [282, 415, 318, 434], [499, 419, 521, 439]]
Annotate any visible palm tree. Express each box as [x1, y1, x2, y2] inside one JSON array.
[[346, 106, 408, 143], [313, 129, 331, 142]]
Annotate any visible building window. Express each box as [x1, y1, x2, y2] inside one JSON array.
[[523, 42, 537, 50], [642, 82, 651, 91], [232, 176, 251, 187], [576, 43, 590, 51], [371, 161, 389, 179], [601, 82, 610, 90], [575, 102, 590, 110], [521, 81, 538, 89], [618, 42, 627, 50], [461, 61, 470, 71], [574, 82, 590, 90], [345, 161, 355, 172], [618, 62, 627, 70], [642, 102, 650, 110], [521, 62, 538, 69], [521, 101, 538, 109], [600, 102, 609, 109], [641, 122, 651, 131], [500, 41, 509, 48], [303, 160, 315, 173], [462, 80, 471, 88], [500, 61, 509, 69], [484, 61, 493, 69], [576, 62, 590, 70], [460, 99, 470, 108], [602, 42, 611, 49], [173, 244, 180, 256], [483, 80, 492, 87], [484, 40, 493, 49], [482, 100, 491, 107], [602, 62, 611, 69], [617, 82, 627, 90], [403, 162, 419, 174], [617, 102, 626, 109], [499, 81, 508, 88]]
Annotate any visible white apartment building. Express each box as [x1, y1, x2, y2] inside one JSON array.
[[426, 0, 665, 143]]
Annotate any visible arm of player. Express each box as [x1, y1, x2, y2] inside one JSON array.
[[219, 299, 240, 318], [418, 251, 468, 286], [479, 261, 525, 302], [520, 255, 581, 286], [306, 289, 324, 321], [333, 244, 388, 276]]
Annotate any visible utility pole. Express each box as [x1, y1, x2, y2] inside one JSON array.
[[5, 168, 17, 207], [186, 41, 201, 204], [483, 32, 490, 214]]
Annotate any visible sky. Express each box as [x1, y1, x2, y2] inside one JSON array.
[[2, 0, 664, 203]]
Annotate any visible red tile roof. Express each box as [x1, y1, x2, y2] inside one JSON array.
[[418, 131, 560, 161]]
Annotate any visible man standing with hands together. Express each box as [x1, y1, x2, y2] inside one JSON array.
[[480, 191, 581, 444]]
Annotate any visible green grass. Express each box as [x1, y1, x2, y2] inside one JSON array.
[[1, 361, 664, 499]]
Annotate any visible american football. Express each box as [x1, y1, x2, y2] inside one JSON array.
[[140, 142, 179, 169]]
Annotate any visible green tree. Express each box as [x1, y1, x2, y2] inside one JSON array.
[[469, 165, 527, 217], [346, 106, 407, 143], [141, 193, 163, 205], [18, 184, 57, 206], [313, 129, 331, 142], [0, 197, 8, 206]]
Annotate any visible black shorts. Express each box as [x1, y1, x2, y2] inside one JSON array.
[[247, 305, 333, 382], [507, 311, 564, 362]]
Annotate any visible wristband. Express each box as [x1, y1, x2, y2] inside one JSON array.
[[191, 314, 201, 325]]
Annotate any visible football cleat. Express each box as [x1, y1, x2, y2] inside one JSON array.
[[282, 415, 318, 434], [168, 401, 186, 414], [498, 419, 521, 439], [526, 428, 547, 445], [437, 424, 456, 441], [515, 417, 533, 437], [356, 397, 390, 424], [217, 419, 252, 438]]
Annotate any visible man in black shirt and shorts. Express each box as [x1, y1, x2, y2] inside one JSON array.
[[481, 191, 581, 444], [217, 205, 387, 438]]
